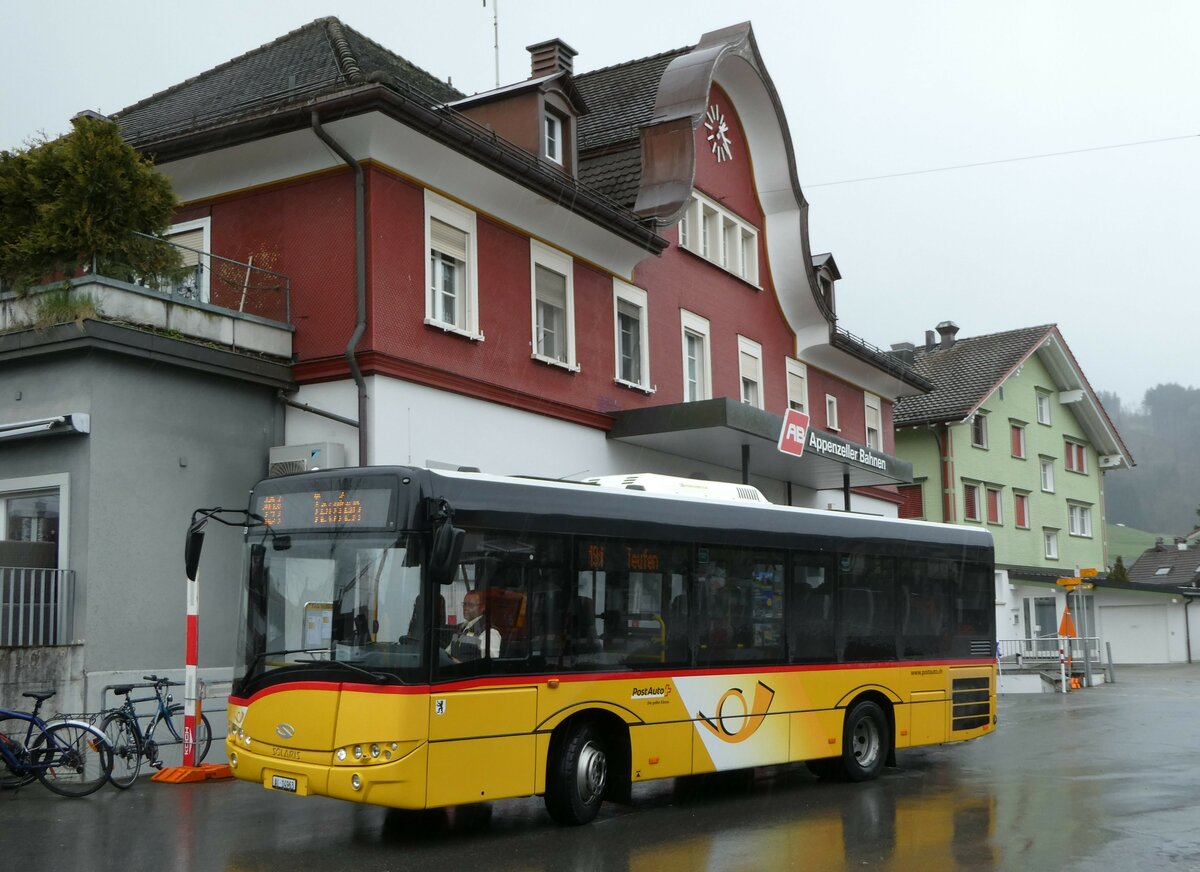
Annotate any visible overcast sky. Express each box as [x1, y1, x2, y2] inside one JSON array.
[[6, 1, 1197, 408]]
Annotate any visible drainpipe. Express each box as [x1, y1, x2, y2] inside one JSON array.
[[311, 111, 368, 465], [929, 423, 953, 522]]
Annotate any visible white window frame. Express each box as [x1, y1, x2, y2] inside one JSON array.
[[1014, 492, 1031, 530], [424, 190, 482, 340], [680, 310, 711, 402], [971, 413, 988, 449], [1036, 391, 1052, 425], [963, 482, 982, 522], [1068, 503, 1094, 538], [678, 191, 759, 286], [0, 473, 69, 569], [864, 392, 882, 450], [1044, 529, 1060, 560], [1040, 458, 1055, 493], [544, 112, 562, 165], [166, 217, 211, 302], [786, 358, 808, 413], [529, 240, 576, 371], [737, 335, 763, 409], [825, 394, 840, 431], [613, 280, 653, 393]]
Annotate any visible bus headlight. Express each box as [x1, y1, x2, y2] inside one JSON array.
[[336, 748, 347, 761], [370, 744, 380, 758], [229, 752, 238, 768], [353, 745, 363, 760], [351, 774, 362, 790]]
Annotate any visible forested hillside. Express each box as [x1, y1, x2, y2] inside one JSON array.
[[1100, 384, 1200, 535]]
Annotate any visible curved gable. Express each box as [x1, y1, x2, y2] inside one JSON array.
[[633, 23, 831, 341]]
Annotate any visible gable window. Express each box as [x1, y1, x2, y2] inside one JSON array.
[[971, 413, 988, 449], [1044, 529, 1060, 560], [1014, 492, 1030, 529], [1011, 423, 1026, 459], [544, 112, 562, 165], [1068, 503, 1093, 538], [1064, 441, 1088, 474], [530, 241, 576, 370], [986, 486, 1002, 525], [165, 217, 211, 302], [738, 336, 763, 408], [678, 191, 759, 285], [1040, 457, 1055, 493], [425, 191, 480, 339], [963, 483, 981, 522], [864, 393, 882, 450], [786, 359, 808, 413], [825, 395, 840, 431], [613, 281, 652, 392], [1036, 391, 1052, 425], [680, 310, 711, 402]]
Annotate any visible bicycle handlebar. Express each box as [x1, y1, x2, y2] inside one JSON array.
[[141, 675, 182, 686]]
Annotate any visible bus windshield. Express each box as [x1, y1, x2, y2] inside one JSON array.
[[234, 530, 426, 691]]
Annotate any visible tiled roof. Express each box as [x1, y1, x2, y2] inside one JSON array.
[[572, 47, 689, 205], [893, 325, 1055, 426], [575, 48, 689, 152], [114, 17, 463, 146], [1127, 546, 1200, 587], [577, 145, 643, 210]]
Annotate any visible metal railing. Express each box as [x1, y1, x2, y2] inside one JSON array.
[[105, 234, 291, 324], [998, 636, 1101, 671], [0, 567, 76, 646]]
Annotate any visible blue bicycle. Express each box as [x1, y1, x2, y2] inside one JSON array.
[[99, 675, 212, 788], [0, 689, 114, 797]]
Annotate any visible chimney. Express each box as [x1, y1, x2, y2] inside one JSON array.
[[527, 38, 578, 78], [936, 320, 960, 350], [924, 330, 938, 353], [1155, 537, 1165, 551], [890, 342, 916, 365], [1177, 537, 1188, 551]]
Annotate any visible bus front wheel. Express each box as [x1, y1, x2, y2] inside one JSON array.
[[842, 700, 889, 782], [544, 720, 608, 826]]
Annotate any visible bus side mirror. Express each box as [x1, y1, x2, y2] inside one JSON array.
[[430, 523, 464, 586], [184, 527, 205, 581]]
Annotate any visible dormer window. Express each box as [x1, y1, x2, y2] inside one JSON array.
[[545, 112, 562, 164]]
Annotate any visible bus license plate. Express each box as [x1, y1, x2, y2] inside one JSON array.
[[271, 774, 298, 793]]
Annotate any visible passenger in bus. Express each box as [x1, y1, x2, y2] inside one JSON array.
[[446, 590, 501, 661]]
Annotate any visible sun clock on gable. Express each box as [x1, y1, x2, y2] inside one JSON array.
[[704, 103, 733, 162]]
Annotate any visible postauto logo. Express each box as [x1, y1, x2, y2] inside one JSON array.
[[696, 681, 776, 744]]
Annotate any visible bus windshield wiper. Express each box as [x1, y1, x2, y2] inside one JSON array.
[[324, 658, 398, 684], [245, 647, 329, 676]]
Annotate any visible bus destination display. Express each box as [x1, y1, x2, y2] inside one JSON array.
[[256, 488, 393, 530]]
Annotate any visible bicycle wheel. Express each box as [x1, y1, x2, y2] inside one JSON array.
[[166, 704, 212, 763], [0, 715, 37, 789], [100, 711, 142, 788], [32, 721, 114, 797]]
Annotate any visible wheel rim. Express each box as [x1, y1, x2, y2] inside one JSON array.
[[574, 740, 607, 804], [851, 715, 881, 769]]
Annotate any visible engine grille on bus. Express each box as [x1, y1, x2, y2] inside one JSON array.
[[951, 676, 992, 732]]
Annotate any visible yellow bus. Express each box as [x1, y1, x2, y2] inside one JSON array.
[[212, 466, 995, 825]]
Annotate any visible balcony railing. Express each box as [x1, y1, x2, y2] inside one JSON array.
[[118, 233, 291, 323], [0, 567, 75, 647]]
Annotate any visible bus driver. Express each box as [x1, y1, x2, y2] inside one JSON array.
[[446, 590, 501, 661]]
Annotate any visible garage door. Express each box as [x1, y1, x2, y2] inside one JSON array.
[[1098, 605, 1170, 664]]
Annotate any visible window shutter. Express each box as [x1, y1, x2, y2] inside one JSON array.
[[168, 226, 205, 268], [987, 488, 1001, 524], [898, 484, 923, 519], [535, 265, 566, 308], [1015, 494, 1028, 528], [430, 219, 467, 261], [964, 485, 978, 520]]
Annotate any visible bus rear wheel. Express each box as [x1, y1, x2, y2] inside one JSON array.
[[842, 700, 889, 782], [544, 720, 608, 826]]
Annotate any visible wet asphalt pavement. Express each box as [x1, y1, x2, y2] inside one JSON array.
[[3, 664, 1200, 871]]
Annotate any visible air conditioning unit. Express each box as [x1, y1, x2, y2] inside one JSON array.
[[268, 442, 345, 477], [583, 473, 767, 503]]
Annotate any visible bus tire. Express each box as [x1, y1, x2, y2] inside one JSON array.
[[544, 720, 608, 826], [842, 700, 889, 782]]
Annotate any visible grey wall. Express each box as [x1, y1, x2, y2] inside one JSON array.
[[0, 342, 283, 710]]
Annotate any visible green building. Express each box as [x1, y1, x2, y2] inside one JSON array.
[[891, 322, 1135, 657]]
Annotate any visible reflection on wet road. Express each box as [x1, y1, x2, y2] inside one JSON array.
[[4, 665, 1200, 871]]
